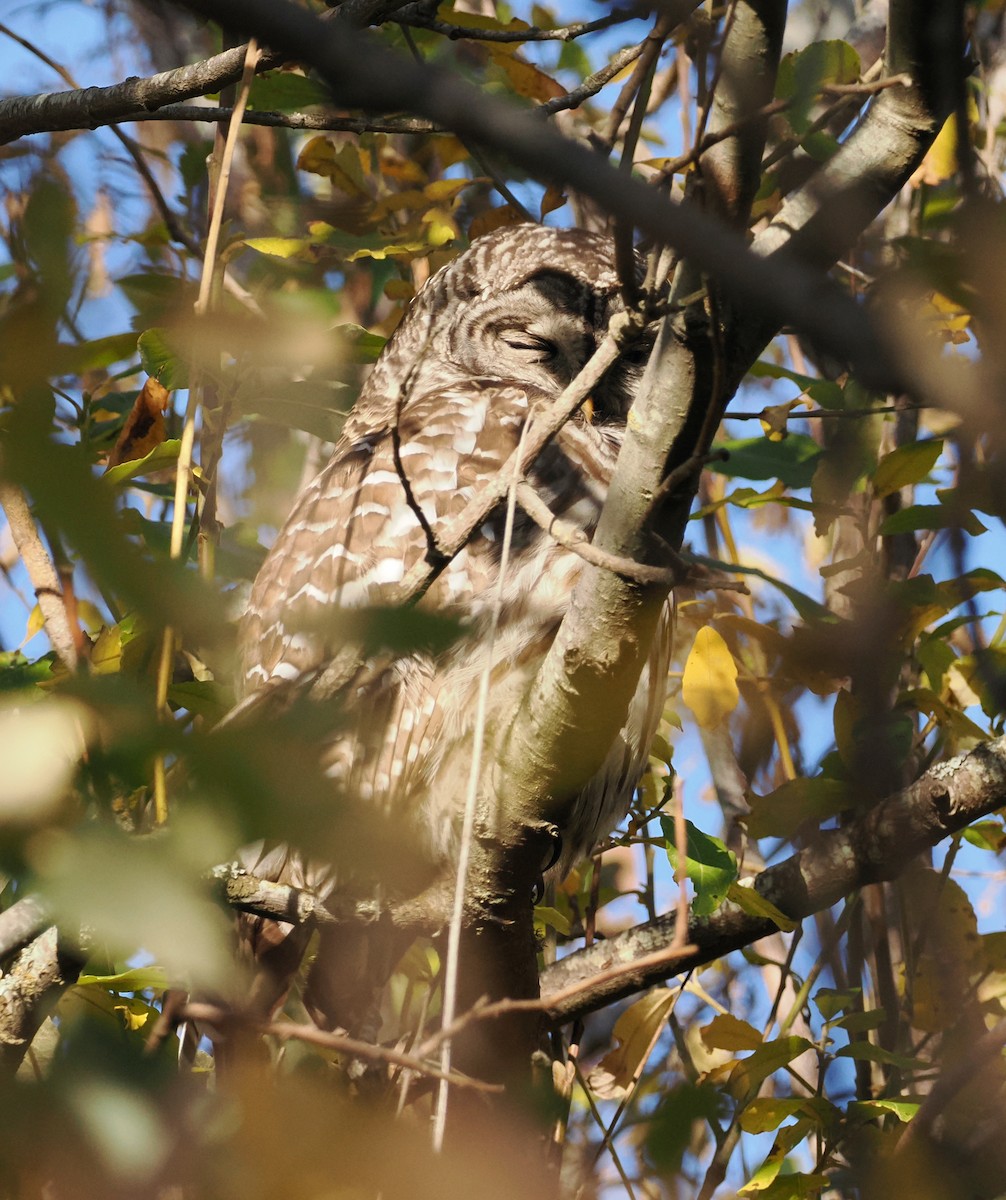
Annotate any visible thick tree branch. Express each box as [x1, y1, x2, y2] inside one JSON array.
[[699, 0, 788, 226], [539, 735, 1006, 1026], [0, 42, 276, 145], [181, 0, 902, 390]]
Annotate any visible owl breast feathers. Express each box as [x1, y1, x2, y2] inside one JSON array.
[[240, 224, 671, 878]]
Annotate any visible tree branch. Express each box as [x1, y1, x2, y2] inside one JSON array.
[[180, 0, 912, 391], [0, 482, 79, 671], [0, 41, 277, 145], [539, 735, 1006, 1026]]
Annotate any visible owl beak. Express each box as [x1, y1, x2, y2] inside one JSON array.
[[581, 396, 595, 424]]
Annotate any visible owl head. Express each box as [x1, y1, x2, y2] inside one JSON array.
[[351, 224, 647, 433]]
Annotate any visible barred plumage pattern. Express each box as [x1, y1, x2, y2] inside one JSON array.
[[240, 225, 671, 881]]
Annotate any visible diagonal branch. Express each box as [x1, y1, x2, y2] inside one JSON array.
[[539, 736, 1006, 1026], [180, 0, 901, 391], [0, 482, 79, 671]]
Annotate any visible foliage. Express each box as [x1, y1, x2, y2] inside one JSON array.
[[0, 2, 1005, 1198]]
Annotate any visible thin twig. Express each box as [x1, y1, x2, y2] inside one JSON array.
[[177, 1002, 502, 1092], [515, 480, 681, 587], [419, 937, 698, 1059], [398, 7, 644, 43]]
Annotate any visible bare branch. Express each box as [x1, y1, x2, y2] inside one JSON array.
[[180, 0, 926, 391], [0, 42, 275, 145], [0, 482, 79, 671], [178, 1001, 502, 1092], [398, 6, 645, 43], [540, 735, 1006, 1025]]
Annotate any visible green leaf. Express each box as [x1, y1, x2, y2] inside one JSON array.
[[729, 1036, 815, 1099], [533, 906, 571, 937], [776, 39, 861, 132], [167, 679, 233, 723], [879, 503, 987, 537], [52, 332, 140, 376], [847, 1099, 920, 1124], [239, 380, 350, 441], [747, 777, 850, 839], [740, 1097, 834, 1135], [710, 435, 823, 488], [835, 1043, 922, 1070], [688, 554, 829, 621], [662, 818, 738, 916], [873, 439, 943, 497], [646, 1083, 724, 1173], [334, 323, 388, 363], [23, 176, 76, 303], [137, 327, 190, 390], [103, 439, 181, 485], [834, 1010, 887, 1033], [77, 966, 170, 992], [813, 987, 861, 1020], [247, 70, 330, 111]]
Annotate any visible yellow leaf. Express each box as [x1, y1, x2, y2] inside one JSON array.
[[91, 625, 122, 675], [113, 1001, 149, 1032], [727, 883, 799, 933], [244, 236, 314, 260], [586, 988, 677, 1099], [682, 626, 739, 729], [377, 146, 427, 184], [759, 400, 798, 441], [700, 1013, 763, 1053], [910, 101, 978, 187], [421, 207, 459, 247], [438, 10, 530, 51], [491, 50, 565, 102], [22, 604, 45, 647], [296, 137, 370, 195], [423, 178, 482, 204]]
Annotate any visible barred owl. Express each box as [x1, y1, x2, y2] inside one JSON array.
[[238, 225, 671, 1019]]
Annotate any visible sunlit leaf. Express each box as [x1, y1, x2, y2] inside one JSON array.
[[102, 439, 180, 485], [701, 1013, 763, 1053], [873, 439, 944, 497], [728, 1036, 814, 1099], [137, 328, 190, 391], [587, 988, 677, 1099], [681, 626, 738, 729], [847, 1099, 920, 1124], [727, 883, 799, 933], [776, 39, 860, 132], [663, 818, 738, 916]]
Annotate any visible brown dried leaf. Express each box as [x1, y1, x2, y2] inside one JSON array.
[[106, 377, 171, 469], [468, 206, 527, 240]]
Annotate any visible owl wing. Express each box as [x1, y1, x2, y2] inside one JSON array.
[[240, 380, 532, 690], [239, 381, 550, 832]]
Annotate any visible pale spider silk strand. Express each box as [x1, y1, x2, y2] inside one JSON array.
[[432, 416, 531, 1150]]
